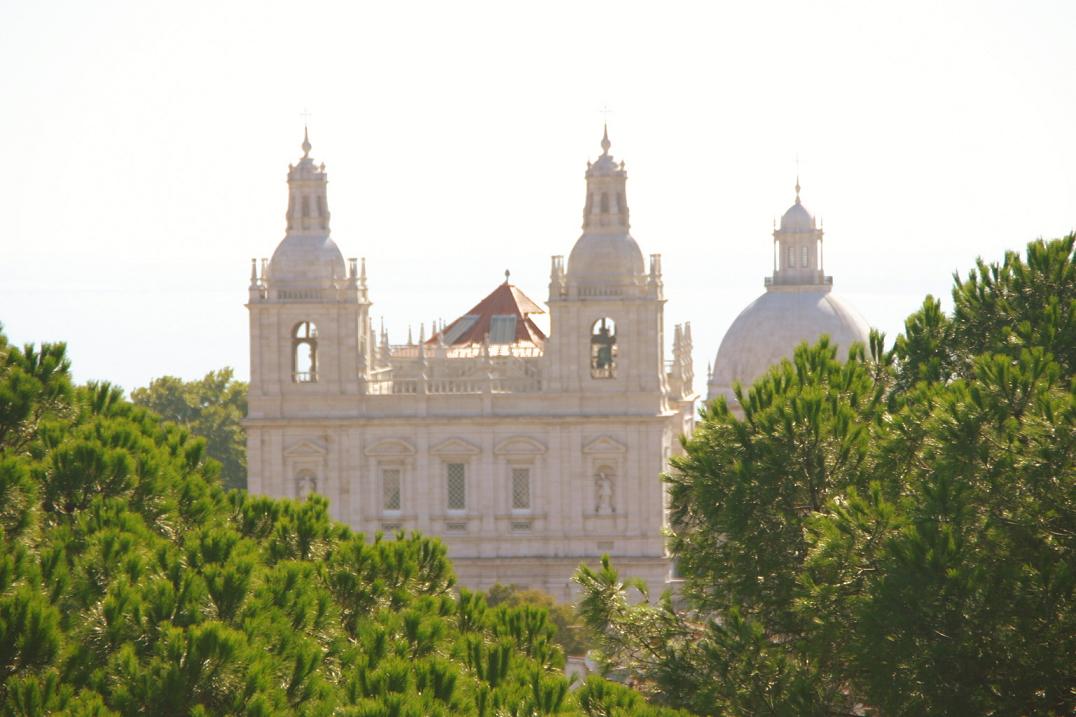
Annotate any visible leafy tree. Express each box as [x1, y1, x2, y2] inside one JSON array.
[[0, 326, 673, 717], [486, 584, 593, 657], [578, 235, 1076, 716], [130, 368, 248, 490]]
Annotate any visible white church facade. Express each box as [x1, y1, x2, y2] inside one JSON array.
[[245, 128, 697, 599]]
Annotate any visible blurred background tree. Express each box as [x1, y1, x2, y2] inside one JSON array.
[[131, 368, 247, 490]]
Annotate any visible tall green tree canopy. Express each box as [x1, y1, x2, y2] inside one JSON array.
[[0, 329, 686, 717], [130, 369, 248, 490], [578, 234, 1076, 717]]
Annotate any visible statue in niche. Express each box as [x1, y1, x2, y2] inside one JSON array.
[[296, 471, 318, 500], [595, 469, 615, 514]]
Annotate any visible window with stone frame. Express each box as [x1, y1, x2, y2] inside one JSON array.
[[446, 462, 466, 511], [381, 467, 401, 512], [801, 245, 809, 267], [511, 467, 531, 511]]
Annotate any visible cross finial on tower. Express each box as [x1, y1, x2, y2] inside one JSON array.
[[599, 105, 613, 156], [794, 154, 802, 204], [300, 109, 313, 158]]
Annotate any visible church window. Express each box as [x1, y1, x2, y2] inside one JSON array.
[[316, 195, 325, 217], [511, 467, 531, 511], [801, 245, 809, 267], [293, 321, 318, 383], [381, 468, 401, 512], [600, 192, 610, 213], [301, 195, 310, 218], [296, 469, 318, 499], [446, 463, 466, 511], [590, 318, 617, 379], [787, 245, 795, 269]]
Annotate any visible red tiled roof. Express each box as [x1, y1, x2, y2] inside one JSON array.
[[429, 281, 546, 346]]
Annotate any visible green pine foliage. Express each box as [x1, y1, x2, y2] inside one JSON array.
[[577, 235, 1076, 716], [0, 325, 681, 717]]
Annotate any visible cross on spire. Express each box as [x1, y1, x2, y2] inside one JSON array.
[[794, 154, 804, 204], [599, 105, 614, 156]]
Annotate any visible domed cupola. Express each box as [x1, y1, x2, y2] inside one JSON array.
[[266, 128, 347, 292], [779, 186, 816, 233], [707, 180, 870, 409], [565, 126, 645, 292]]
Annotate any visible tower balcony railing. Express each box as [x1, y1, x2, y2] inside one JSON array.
[[365, 374, 542, 395], [388, 344, 544, 359]]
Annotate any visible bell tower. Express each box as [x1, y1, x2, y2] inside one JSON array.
[[545, 127, 669, 410], [247, 128, 372, 408]]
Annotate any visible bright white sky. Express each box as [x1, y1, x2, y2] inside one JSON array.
[[2, 1, 1073, 392]]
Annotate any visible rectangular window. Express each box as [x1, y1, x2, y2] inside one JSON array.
[[787, 245, 795, 268], [801, 245, 809, 267], [381, 468, 401, 512], [511, 467, 531, 510], [446, 463, 466, 511]]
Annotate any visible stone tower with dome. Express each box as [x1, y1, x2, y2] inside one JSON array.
[[245, 128, 697, 599], [707, 181, 871, 408]]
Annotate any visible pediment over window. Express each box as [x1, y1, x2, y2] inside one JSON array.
[[583, 435, 627, 455], [494, 436, 547, 456], [283, 439, 328, 458], [430, 438, 482, 456], [364, 438, 417, 457]]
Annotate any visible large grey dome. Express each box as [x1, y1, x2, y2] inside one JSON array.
[[566, 232, 645, 286], [708, 287, 870, 406], [268, 234, 346, 289]]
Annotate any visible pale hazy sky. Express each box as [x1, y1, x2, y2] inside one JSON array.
[[2, 1, 1073, 392]]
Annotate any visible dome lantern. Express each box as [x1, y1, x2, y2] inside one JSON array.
[[770, 178, 828, 288]]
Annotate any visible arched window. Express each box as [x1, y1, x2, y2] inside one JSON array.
[[590, 318, 617, 379], [801, 245, 809, 267], [293, 321, 318, 383], [296, 469, 318, 499]]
